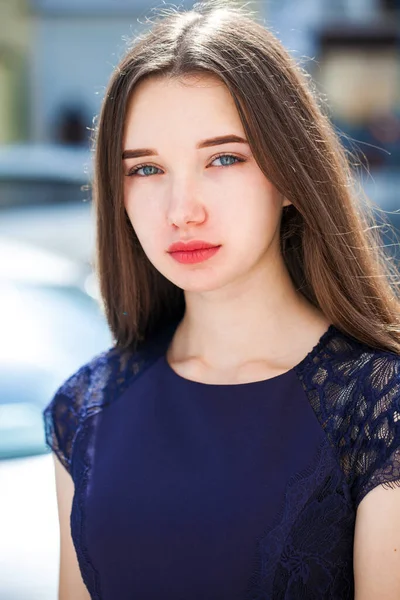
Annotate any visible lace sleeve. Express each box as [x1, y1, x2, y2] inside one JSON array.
[[43, 363, 92, 474], [352, 354, 400, 509]]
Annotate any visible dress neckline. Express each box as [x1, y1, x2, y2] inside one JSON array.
[[159, 323, 338, 388]]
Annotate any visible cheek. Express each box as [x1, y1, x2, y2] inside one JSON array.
[[124, 195, 167, 260], [125, 186, 150, 233], [222, 187, 282, 241]]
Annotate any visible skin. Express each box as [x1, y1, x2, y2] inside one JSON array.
[[123, 73, 330, 384]]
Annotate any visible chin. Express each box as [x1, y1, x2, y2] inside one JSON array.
[[165, 268, 235, 294]]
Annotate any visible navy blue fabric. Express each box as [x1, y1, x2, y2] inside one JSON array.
[[43, 323, 400, 599]]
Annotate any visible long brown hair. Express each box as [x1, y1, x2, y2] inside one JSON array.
[[93, 0, 400, 353]]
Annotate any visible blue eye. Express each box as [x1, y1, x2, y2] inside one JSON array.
[[212, 154, 242, 167], [129, 165, 161, 177]]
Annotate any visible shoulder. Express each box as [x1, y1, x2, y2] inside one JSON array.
[[42, 342, 153, 473], [331, 329, 400, 405], [296, 326, 400, 507], [297, 325, 400, 395], [296, 326, 400, 439]]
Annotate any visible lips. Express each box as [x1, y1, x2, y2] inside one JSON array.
[[167, 240, 220, 253], [167, 240, 221, 264]]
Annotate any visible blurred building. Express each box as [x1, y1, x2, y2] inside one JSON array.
[[268, 0, 400, 169]]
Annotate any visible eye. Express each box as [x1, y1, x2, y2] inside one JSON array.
[[127, 164, 162, 177], [210, 153, 245, 168], [126, 153, 245, 178]]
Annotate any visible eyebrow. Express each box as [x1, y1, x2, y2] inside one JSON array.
[[122, 134, 248, 159]]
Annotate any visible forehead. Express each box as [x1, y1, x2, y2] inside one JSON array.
[[124, 73, 244, 141]]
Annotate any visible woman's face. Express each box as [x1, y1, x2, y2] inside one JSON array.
[[123, 74, 290, 293]]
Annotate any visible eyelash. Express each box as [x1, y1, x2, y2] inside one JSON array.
[[126, 153, 246, 177]]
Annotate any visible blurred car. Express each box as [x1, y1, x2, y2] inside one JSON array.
[[0, 237, 112, 600], [0, 243, 112, 459], [0, 143, 93, 208], [0, 143, 95, 266]]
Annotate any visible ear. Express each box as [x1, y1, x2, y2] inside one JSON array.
[[282, 196, 292, 207]]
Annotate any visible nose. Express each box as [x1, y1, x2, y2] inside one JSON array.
[[166, 180, 207, 229]]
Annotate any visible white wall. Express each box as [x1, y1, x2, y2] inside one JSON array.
[[30, 15, 147, 142]]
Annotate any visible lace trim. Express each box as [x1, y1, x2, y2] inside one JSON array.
[[245, 437, 355, 599], [43, 342, 157, 473], [294, 328, 400, 508], [70, 420, 103, 599]]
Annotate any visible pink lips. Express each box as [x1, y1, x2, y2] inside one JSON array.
[[167, 240, 221, 264]]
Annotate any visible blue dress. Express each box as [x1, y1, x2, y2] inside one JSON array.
[[43, 321, 400, 599]]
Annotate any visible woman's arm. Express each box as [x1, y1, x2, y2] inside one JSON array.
[[354, 484, 400, 599], [53, 454, 91, 600]]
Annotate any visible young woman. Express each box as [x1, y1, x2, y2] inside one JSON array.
[[43, 2, 400, 599]]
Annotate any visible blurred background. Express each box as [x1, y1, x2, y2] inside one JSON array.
[[0, 0, 399, 598]]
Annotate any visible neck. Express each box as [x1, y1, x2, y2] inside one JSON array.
[[169, 253, 330, 371]]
